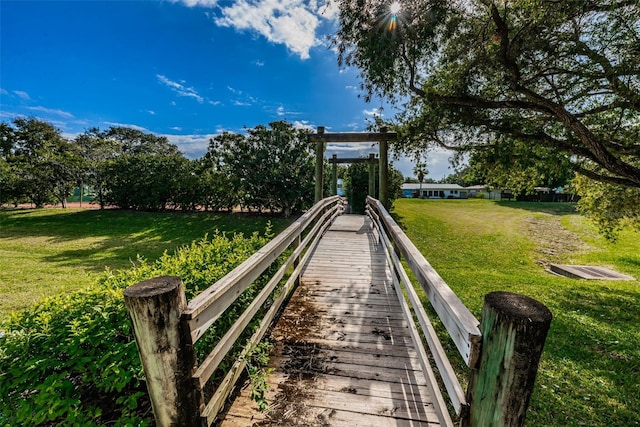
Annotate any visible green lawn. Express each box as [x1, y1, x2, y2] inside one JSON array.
[[392, 198, 640, 426], [0, 208, 291, 318], [1, 202, 638, 425]]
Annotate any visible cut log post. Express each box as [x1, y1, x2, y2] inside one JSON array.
[[123, 276, 201, 427], [464, 292, 552, 427], [315, 127, 325, 203]]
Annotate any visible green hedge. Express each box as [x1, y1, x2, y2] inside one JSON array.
[[0, 228, 273, 426]]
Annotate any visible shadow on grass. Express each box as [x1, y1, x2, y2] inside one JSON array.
[[495, 200, 578, 215], [0, 208, 292, 273], [537, 283, 640, 425], [619, 256, 640, 268], [389, 211, 408, 231]]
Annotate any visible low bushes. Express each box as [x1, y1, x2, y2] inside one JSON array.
[[0, 228, 273, 426]]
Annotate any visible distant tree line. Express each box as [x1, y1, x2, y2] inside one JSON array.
[[0, 118, 317, 216]]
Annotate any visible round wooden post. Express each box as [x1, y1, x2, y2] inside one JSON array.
[[123, 276, 201, 427], [331, 154, 338, 196], [379, 139, 388, 207], [368, 153, 376, 197], [465, 292, 552, 427], [315, 127, 325, 203]]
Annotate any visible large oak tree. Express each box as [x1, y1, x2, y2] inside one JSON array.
[[333, 0, 639, 233], [335, 0, 639, 183]]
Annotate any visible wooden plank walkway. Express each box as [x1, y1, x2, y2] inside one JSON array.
[[218, 215, 441, 426]]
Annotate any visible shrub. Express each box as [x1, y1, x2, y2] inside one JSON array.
[[0, 228, 273, 426]]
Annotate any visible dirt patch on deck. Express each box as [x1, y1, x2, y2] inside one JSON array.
[[525, 215, 590, 268], [256, 283, 333, 426]]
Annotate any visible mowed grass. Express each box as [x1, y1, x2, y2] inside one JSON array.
[[393, 199, 640, 426], [0, 208, 291, 318]]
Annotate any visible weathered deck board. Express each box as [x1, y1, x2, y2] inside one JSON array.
[[217, 215, 441, 426]]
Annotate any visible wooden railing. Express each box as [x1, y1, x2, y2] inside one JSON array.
[[123, 194, 551, 427], [366, 196, 553, 426], [124, 196, 344, 427]]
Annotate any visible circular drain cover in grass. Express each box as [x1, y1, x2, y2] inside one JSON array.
[[550, 264, 635, 280]]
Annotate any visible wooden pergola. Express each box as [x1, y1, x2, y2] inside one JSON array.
[[310, 126, 397, 207]]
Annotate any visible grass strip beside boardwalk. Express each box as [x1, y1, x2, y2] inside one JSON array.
[[393, 199, 640, 427], [0, 208, 291, 317]]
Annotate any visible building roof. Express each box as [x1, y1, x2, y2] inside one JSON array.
[[465, 185, 489, 191], [402, 183, 465, 190]]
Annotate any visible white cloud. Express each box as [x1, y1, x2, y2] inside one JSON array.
[[0, 88, 8, 96], [254, 60, 265, 67], [363, 108, 382, 117], [215, 0, 321, 60], [276, 105, 300, 116], [320, 0, 339, 19], [392, 147, 457, 179], [326, 142, 376, 154], [174, 0, 219, 6], [0, 110, 18, 120], [170, 126, 183, 131], [157, 74, 204, 103], [164, 133, 218, 158], [174, 0, 340, 59], [227, 86, 261, 107], [103, 122, 150, 132], [27, 106, 74, 118], [292, 120, 314, 130], [13, 90, 31, 100]]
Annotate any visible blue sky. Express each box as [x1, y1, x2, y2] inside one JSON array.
[[0, 0, 455, 179]]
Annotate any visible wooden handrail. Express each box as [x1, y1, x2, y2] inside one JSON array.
[[125, 195, 551, 427], [367, 204, 467, 417], [124, 196, 344, 427], [366, 196, 482, 366], [366, 196, 553, 426], [184, 195, 342, 343]]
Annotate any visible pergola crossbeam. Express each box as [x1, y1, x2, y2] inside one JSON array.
[[313, 126, 397, 207], [328, 157, 377, 164], [310, 132, 397, 143]]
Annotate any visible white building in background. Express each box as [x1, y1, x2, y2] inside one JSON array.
[[401, 183, 468, 199]]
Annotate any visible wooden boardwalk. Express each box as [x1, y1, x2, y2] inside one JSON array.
[[218, 215, 441, 426]]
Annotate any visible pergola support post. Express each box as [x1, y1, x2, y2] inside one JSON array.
[[368, 153, 376, 197], [314, 127, 325, 203], [331, 154, 338, 196], [379, 139, 389, 208]]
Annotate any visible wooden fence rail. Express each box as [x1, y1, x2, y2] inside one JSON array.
[[365, 196, 553, 426], [123, 194, 551, 427], [124, 196, 344, 427]]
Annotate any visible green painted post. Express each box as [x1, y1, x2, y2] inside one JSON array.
[[331, 154, 338, 196], [368, 153, 376, 197], [379, 139, 388, 207], [464, 292, 552, 427], [314, 127, 325, 203]]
